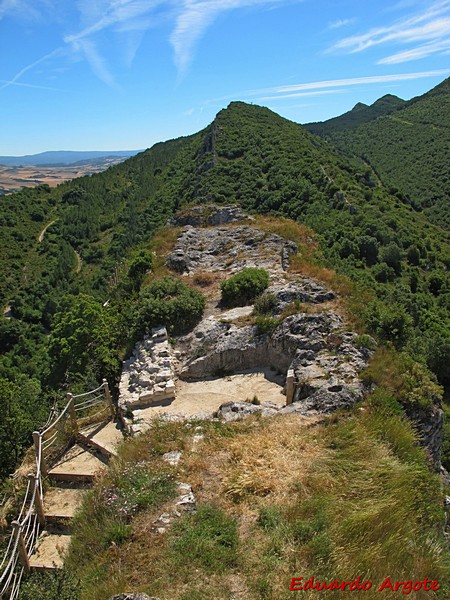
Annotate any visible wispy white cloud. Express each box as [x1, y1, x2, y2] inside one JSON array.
[[257, 89, 344, 101], [2, 0, 303, 89], [273, 69, 450, 94], [0, 78, 65, 91], [0, 48, 63, 91], [207, 69, 450, 104], [378, 37, 450, 63], [330, 0, 450, 63], [328, 18, 355, 30], [170, 0, 301, 75]]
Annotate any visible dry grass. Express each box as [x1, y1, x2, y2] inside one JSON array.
[[252, 215, 317, 250], [191, 271, 220, 288], [250, 214, 371, 331], [220, 415, 324, 503], [64, 408, 449, 600], [140, 225, 182, 284]]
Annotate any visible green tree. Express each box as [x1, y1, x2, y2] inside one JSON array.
[[0, 377, 44, 478], [358, 235, 379, 266], [380, 242, 402, 275], [48, 294, 120, 384], [128, 250, 153, 289]]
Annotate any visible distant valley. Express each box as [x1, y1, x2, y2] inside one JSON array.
[[0, 150, 142, 195]]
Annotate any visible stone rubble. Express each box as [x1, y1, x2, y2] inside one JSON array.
[[150, 482, 196, 535], [118, 327, 176, 432]]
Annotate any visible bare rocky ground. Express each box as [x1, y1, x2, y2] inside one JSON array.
[[118, 206, 373, 433]]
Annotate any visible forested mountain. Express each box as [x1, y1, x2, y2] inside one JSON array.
[[306, 93, 406, 135], [1, 97, 450, 478], [305, 78, 450, 228]]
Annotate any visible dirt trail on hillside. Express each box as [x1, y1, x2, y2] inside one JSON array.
[[38, 219, 56, 242]]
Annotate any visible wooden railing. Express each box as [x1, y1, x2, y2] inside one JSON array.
[[0, 380, 113, 600]]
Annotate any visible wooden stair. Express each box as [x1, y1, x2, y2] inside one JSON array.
[[29, 420, 124, 571]]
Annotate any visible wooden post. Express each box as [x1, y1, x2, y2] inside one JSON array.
[[67, 393, 78, 434], [286, 369, 295, 405], [28, 475, 46, 527], [12, 521, 30, 573], [33, 431, 48, 478], [103, 379, 115, 418]]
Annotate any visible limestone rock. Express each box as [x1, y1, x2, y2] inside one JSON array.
[[169, 204, 246, 227], [266, 280, 335, 312], [163, 450, 182, 466], [167, 224, 298, 276], [217, 401, 278, 422]]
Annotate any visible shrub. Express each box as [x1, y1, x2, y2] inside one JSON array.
[[354, 334, 376, 350], [128, 249, 153, 288], [135, 277, 205, 336], [253, 292, 277, 315], [17, 570, 79, 600], [221, 267, 270, 306], [254, 315, 280, 335]]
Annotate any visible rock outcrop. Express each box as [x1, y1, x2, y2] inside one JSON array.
[[266, 280, 335, 312], [180, 312, 371, 413], [170, 204, 245, 227], [116, 214, 443, 469], [167, 224, 297, 277]]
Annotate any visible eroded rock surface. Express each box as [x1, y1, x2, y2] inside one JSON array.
[[118, 218, 373, 428], [180, 312, 370, 414], [167, 224, 297, 277]]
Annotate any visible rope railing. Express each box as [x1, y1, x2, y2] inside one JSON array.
[[0, 380, 114, 600]]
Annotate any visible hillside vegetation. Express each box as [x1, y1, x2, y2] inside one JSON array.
[[53, 408, 447, 600], [0, 90, 450, 480], [305, 78, 450, 229]]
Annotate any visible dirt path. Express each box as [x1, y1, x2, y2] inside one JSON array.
[[38, 219, 57, 242], [74, 250, 82, 273]]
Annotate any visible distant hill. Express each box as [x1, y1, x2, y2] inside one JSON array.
[[304, 77, 450, 228], [306, 94, 406, 135], [0, 149, 142, 167]]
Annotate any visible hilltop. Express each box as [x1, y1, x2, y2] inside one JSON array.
[[1, 91, 450, 598], [1, 96, 450, 479], [11, 208, 450, 599], [304, 77, 450, 228], [305, 93, 406, 135]]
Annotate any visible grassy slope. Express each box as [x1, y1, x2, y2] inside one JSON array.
[[304, 78, 450, 228], [62, 407, 449, 600]]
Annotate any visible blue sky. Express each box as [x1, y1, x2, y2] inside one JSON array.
[[1, 0, 449, 154]]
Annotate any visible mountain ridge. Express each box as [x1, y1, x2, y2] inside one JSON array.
[[303, 77, 450, 228], [0, 149, 143, 167]]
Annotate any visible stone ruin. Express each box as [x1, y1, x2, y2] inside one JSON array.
[[118, 326, 176, 416]]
